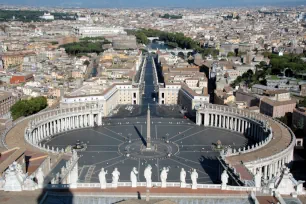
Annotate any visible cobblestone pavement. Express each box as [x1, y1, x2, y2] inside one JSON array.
[[42, 117, 251, 184]]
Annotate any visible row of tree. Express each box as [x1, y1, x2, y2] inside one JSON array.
[[231, 61, 268, 88], [231, 51, 306, 88], [127, 29, 219, 57], [10, 97, 48, 120], [60, 38, 109, 55], [0, 10, 75, 22], [159, 13, 182, 19]]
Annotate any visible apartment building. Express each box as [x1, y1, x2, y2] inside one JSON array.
[[0, 91, 17, 118]]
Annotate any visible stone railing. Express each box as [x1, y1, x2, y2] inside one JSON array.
[[73, 182, 255, 191], [222, 133, 273, 157], [244, 118, 296, 167], [50, 151, 79, 185], [1, 126, 13, 149]]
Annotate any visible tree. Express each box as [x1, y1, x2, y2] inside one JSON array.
[[259, 61, 267, 67], [296, 118, 304, 130], [10, 97, 48, 120], [83, 60, 90, 66], [227, 52, 235, 57], [299, 99, 306, 107]]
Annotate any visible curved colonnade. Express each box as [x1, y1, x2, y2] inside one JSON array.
[[3, 103, 295, 186], [24, 106, 103, 154], [197, 104, 295, 181]]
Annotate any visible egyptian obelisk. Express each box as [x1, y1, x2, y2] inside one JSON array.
[[146, 105, 151, 149]]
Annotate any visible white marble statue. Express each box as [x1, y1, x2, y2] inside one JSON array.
[[36, 167, 44, 189], [70, 163, 78, 188], [160, 167, 169, 188], [273, 167, 305, 195], [130, 167, 138, 188], [190, 169, 198, 189], [221, 170, 229, 190], [180, 168, 186, 188], [254, 170, 262, 188], [144, 165, 152, 188], [112, 168, 120, 188], [23, 175, 38, 191], [3, 163, 24, 191], [15, 162, 26, 182], [98, 168, 108, 189]]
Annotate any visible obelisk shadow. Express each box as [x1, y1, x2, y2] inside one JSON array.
[[134, 125, 147, 146]]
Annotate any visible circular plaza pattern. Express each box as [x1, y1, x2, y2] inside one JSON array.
[[118, 138, 180, 160], [41, 117, 250, 184], [4, 103, 295, 189]]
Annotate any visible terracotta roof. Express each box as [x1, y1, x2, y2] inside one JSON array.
[[24, 150, 48, 175], [233, 164, 253, 181], [256, 196, 279, 204], [265, 89, 289, 95], [0, 147, 25, 173]]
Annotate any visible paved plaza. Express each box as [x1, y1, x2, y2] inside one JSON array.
[[43, 116, 251, 184]]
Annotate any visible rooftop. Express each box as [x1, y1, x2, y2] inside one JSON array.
[[0, 91, 13, 101]]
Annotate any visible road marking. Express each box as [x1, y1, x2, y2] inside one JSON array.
[[173, 129, 208, 143], [104, 127, 126, 139], [156, 158, 160, 182], [93, 155, 123, 166], [138, 159, 141, 181], [90, 129, 124, 142], [168, 157, 207, 175], [104, 158, 129, 169], [168, 127, 195, 140], [155, 125, 158, 139], [141, 125, 143, 135], [174, 155, 216, 170]]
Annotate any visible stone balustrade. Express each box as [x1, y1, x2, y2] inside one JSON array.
[[50, 150, 79, 187]]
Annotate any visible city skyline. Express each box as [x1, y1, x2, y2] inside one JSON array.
[[1, 0, 306, 8]]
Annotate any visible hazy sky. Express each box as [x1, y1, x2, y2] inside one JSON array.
[[2, 0, 305, 8]]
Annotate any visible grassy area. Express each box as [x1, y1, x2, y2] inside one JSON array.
[[267, 75, 279, 80]]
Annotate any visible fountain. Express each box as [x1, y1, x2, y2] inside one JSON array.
[[72, 140, 87, 151]]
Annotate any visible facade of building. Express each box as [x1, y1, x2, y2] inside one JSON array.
[[112, 35, 137, 50], [74, 27, 127, 37], [60, 83, 141, 116], [300, 84, 306, 96], [159, 83, 209, 114], [0, 91, 17, 118], [1, 53, 24, 69], [259, 97, 296, 118], [40, 13, 55, 20], [292, 107, 306, 134]]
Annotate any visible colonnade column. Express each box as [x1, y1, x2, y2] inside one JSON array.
[[196, 112, 202, 125], [204, 113, 209, 126]]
